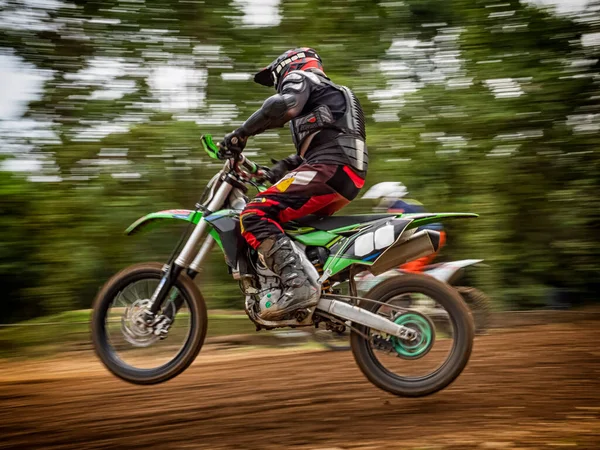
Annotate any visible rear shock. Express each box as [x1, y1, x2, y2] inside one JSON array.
[[313, 261, 332, 293], [306, 247, 331, 293]]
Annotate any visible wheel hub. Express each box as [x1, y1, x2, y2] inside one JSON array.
[[121, 299, 160, 347], [390, 312, 435, 360]]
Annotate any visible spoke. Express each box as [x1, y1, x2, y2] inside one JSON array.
[[131, 281, 143, 301], [145, 279, 155, 299], [114, 292, 128, 309], [123, 286, 141, 304]]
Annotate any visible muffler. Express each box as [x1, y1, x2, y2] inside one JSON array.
[[369, 229, 440, 276], [316, 298, 416, 340]]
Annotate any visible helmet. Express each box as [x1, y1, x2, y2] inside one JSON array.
[[361, 182, 409, 210], [254, 48, 323, 90]]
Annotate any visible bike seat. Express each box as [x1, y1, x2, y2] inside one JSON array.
[[291, 214, 395, 232]]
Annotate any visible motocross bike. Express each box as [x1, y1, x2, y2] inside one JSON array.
[[91, 135, 477, 397], [356, 260, 492, 335]]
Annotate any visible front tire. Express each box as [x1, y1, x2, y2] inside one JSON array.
[[351, 273, 474, 397], [91, 262, 207, 385]]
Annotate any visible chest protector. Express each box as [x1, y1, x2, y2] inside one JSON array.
[[288, 71, 368, 172]]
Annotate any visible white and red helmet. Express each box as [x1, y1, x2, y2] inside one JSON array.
[[254, 48, 323, 89]]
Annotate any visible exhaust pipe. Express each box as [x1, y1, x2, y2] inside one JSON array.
[[369, 229, 440, 276], [316, 298, 416, 340]]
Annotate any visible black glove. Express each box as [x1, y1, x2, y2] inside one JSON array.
[[266, 154, 303, 183], [219, 129, 247, 159]]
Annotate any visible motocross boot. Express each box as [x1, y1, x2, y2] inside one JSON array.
[[257, 236, 319, 320]]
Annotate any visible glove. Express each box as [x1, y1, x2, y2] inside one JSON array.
[[219, 129, 247, 159], [266, 154, 303, 183]]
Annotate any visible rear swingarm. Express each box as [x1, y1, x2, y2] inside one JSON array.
[[316, 296, 417, 342]]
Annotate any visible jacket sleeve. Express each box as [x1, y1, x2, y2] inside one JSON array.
[[238, 72, 311, 138]]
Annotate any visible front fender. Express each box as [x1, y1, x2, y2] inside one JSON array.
[[125, 209, 203, 235]]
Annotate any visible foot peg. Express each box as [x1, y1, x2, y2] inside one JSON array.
[[294, 309, 309, 322]]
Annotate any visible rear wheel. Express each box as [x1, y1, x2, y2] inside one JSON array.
[[351, 273, 474, 397], [91, 262, 207, 385]]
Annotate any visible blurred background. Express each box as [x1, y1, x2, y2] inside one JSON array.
[[1, 0, 599, 332], [3, 4, 600, 448]]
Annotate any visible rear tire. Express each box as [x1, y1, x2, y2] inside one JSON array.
[[91, 262, 207, 385], [351, 273, 474, 397]]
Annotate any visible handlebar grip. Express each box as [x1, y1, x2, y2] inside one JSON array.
[[238, 154, 258, 174]]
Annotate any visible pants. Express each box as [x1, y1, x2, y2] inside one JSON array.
[[400, 231, 447, 272], [241, 163, 365, 249]]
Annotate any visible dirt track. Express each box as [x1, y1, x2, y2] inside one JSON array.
[[1, 321, 599, 450]]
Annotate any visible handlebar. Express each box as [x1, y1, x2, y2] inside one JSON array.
[[238, 154, 259, 174], [202, 134, 269, 183]]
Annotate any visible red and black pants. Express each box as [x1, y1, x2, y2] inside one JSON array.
[[241, 163, 365, 249]]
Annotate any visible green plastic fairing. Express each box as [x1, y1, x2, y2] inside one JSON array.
[[291, 230, 338, 247], [325, 257, 371, 277]]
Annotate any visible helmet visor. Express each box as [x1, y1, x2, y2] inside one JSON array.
[[254, 67, 275, 87]]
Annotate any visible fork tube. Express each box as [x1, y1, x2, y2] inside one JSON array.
[[175, 181, 232, 268], [168, 237, 215, 314], [188, 235, 215, 274]]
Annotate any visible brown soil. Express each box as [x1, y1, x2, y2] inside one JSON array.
[[1, 321, 599, 450]]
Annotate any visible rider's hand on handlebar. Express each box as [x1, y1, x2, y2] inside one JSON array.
[[218, 130, 247, 159]]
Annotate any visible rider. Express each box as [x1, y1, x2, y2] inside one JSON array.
[[362, 182, 446, 272], [220, 48, 368, 320]]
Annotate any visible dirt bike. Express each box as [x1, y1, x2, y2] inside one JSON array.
[[91, 134, 477, 397]]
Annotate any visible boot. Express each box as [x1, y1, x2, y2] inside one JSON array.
[[257, 236, 319, 320]]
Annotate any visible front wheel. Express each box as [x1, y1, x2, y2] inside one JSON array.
[[91, 262, 207, 385], [351, 274, 474, 397]]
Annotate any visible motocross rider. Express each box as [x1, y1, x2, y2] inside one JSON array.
[[219, 48, 368, 320], [362, 182, 446, 272]]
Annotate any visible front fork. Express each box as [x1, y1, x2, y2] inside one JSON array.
[[167, 235, 215, 314], [146, 179, 232, 321]]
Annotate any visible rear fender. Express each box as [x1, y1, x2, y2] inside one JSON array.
[[424, 259, 485, 284]]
